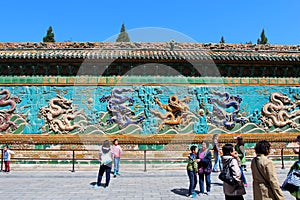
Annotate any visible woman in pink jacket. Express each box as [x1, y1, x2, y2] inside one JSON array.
[[111, 139, 123, 178]]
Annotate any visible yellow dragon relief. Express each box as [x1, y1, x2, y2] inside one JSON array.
[[261, 92, 300, 128], [40, 95, 85, 134], [0, 89, 21, 132], [151, 95, 191, 130]]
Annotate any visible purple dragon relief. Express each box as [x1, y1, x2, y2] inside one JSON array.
[[208, 90, 247, 130]]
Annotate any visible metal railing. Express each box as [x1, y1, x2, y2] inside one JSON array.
[[0, 147, 299, 172], [0, 148, 190, 172]]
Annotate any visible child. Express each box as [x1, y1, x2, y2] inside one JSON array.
[[187, 145, 198, 198], [94, 140, 114, 188], [3, 145, 14, 172], [111, 138, 122, 178]]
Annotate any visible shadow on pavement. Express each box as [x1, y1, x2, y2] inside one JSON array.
[[211, 182, 223, 186], [90, 182, 108, 188], [171, 188, 189, 197], [90, 182, 97, 186]]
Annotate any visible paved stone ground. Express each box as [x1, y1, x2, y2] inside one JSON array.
[[0, 163, 296, 200]]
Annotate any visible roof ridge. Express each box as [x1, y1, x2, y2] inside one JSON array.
[[0, 42, 299, 54]]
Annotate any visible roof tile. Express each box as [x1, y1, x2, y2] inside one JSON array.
[[0, 42, 299, 62]]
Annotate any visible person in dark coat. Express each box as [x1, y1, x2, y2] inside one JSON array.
[[197, 141, 212, 196]]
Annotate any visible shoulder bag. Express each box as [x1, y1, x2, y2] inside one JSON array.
[[218, 158, 239, 187]]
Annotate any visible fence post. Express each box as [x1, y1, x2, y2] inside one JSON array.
[[281, 148, 284, 169], [299, 146, 300, 161], [144, 150, 147, 172], [71, 150, 75, 172], [0, 149, 3, 171]]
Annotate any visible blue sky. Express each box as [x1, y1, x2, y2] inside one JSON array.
[[1, 0, 299, 44]]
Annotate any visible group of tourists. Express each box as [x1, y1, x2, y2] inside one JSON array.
[[186, 134, 300, 200], [93, 134, 299, 200], [3, 133, 299, 200], [93, 138, 123, 188], [187, 134, 248, 199]]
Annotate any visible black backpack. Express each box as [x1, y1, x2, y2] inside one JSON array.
[[218, 158, 239, 187]]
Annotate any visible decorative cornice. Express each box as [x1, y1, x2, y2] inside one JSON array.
[[0, 76, 299, 86], [0, 133, 298, 145]]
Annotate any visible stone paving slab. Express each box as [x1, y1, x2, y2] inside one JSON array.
[[0, 166, 296, 200]]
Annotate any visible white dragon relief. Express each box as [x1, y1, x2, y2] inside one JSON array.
[[261, 92, 300, 128], [40, 95, 85, 134]]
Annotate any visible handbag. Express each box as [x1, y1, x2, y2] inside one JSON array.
[[204, 168, 212, 174], [281, 169, 300, 193], [199, 159, 212, 174], [204, 160, 212, 174], [199, 167, 212, 174], [218, 158, 239, 187], [198, 167, 204, 174]]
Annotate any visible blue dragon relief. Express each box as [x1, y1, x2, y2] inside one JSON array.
[[100, 88, 144, 129], [208, 90, 247, 130]]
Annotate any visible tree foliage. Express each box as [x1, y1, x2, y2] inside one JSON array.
[[43, 26, 55, 42], [116, 23, 130, 42], [220, 36, 225, 44], [257, 28, 268, 44]]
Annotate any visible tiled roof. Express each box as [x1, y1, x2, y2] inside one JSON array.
[[0, 42, 300, 62]]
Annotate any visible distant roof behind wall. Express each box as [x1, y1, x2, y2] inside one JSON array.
[[0, 42, 300, 62]]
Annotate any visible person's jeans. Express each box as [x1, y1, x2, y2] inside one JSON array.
[[187, 170, 197, 195], [4, 161, 10, 172], [240, 167, 247, 184], [114, 157, 120, 174], [198, 172, 211, 194], [97, 165, 112, 186], [213, 151, 223, 171]]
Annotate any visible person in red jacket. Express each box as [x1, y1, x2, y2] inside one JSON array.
[[3, 145, 15, 172]]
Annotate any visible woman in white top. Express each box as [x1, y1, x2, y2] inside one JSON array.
[[94, 140, 114, 188], [221, 144, 246, 200]]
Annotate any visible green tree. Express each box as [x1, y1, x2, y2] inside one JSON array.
[[257, 28, 268, 44], [220, 36, 225, 44], [43, 26, 55, 42], [116, 23, 130, 42]]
